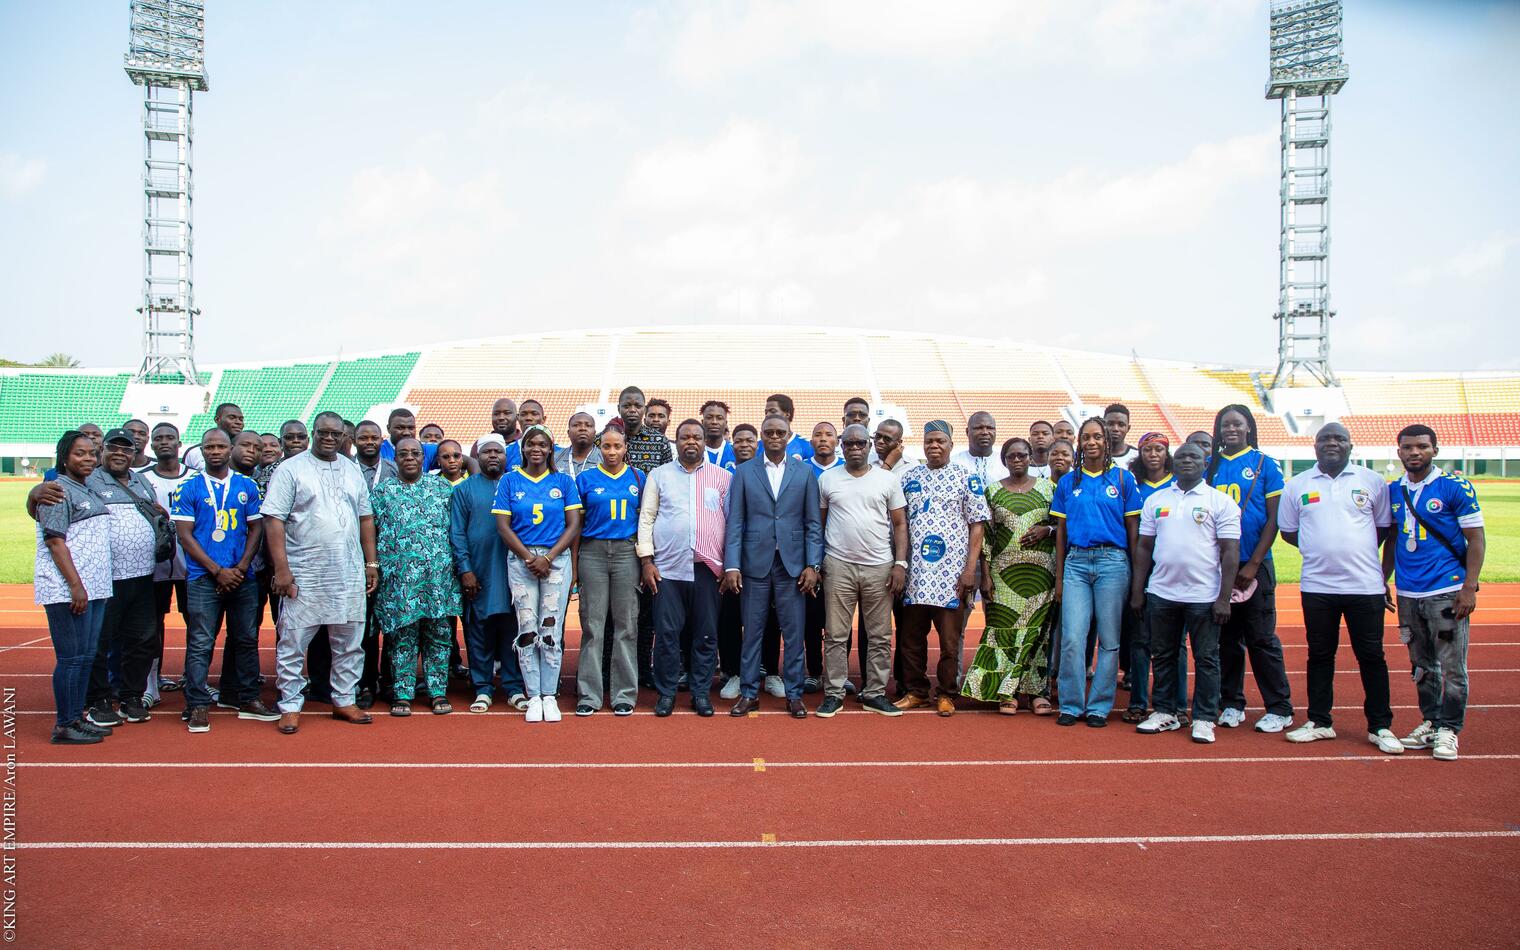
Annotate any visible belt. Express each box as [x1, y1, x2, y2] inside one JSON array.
[[1073, 542, 1119, 550]]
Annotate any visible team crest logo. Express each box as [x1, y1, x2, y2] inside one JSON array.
[[1426, 498, 1444, 513], [1241, 467, 1255, 480], [1351, 488, 1370, 509], [919, 535, 947, 563], [629, 485, 640, 496], [1192, 507, 1207, 524], [968, 475, 984, 495], [549, 488, 563, 499], [237, 491, 248, 504], [1105, 485, 1119, 498]]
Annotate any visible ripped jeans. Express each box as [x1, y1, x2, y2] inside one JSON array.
[[507, 547, 573, 698]]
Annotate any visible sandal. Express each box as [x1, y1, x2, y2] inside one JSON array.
[[470, 695, 491, 714], [389, 701, 411, 717], [1120, 707, 1147, 724], [431, 697, 453, 715], [1031, 697, 1055, 716], [998, 701, 1019, 716]]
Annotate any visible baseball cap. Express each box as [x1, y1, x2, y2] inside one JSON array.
[[102, 427, 136, 446]]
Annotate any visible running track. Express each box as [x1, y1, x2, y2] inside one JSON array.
[[4, 583, 1519, 948]]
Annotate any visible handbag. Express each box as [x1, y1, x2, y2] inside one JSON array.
[[128, 487, 178, 563]]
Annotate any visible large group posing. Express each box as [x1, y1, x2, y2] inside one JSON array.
[[29, 390, 1484, 762]]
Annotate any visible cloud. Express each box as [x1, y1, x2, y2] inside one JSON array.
[[0, 153, 45, 199], [925, 271, 1049, 316], [621, 120, 801, 212], [1400, 234, 1515, 287], [474, 80, 618, 134], [660, 0, 1255, 82]]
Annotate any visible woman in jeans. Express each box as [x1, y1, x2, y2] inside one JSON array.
[[35, 431, 116, 745], [573, 425, 645, 717], [1051, 418, 1141, 727], [494, 426, 583, 723]]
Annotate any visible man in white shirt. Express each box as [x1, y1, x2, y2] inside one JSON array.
[[817, 425, 908, 718], [950, 411, 1009, 489], [1277, 423, 1401, 753], [1130, 443, 1241, 743]]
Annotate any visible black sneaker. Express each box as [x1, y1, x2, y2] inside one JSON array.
[[86, 700, 123, 729], [120, 696, 151, 723], [1057, 713, 1079, 726], [803, 676, 822, 694], [188, 706, 211, 733], [1086, 714, 1108, 728], [861, 695, 903, 717], [75, 718, 112, 738], [237, 700, 281, 722], [51, 722, 103, 745], [654, 695, 675, 717], [575, 704, 597, 717], [613, 703, 634, 717], [815, 696, 844, 718]]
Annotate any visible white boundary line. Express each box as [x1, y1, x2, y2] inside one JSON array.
[[19, 754, 1520, 770], [19, 830, 1520, 851], [5, 703, 1520, 717], [0, 635, 50, 654]]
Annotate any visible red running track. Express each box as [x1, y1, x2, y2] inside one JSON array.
[[3, 583, 1519, 948]]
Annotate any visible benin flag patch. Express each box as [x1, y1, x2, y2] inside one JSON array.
[[1301, 491, 1321, 505], [1157, 507, 1172, 518]]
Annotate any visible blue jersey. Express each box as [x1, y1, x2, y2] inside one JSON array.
[[1137, 474, 1175, 504], [1208, 448, 1284, 563], [704, 442, 736, 473], [170, 471, 263, 580], [1050, 463, 1142, 549], [786, 433, 814, 462], [492, 466, 582, 547], [576, 465, 645, 540], [1390, 470, 1484, 596], [808, 456, 845, 479]]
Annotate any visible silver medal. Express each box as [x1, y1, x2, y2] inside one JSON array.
[[211, 529, 226, 543], [1405, 535, 1417, 552]]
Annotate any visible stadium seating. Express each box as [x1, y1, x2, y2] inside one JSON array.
[[186, 363, 328, 437], [0, 372, 134, 444], [308, 352, 419, 426]]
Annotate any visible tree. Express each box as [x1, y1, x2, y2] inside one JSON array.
[[37, 352, 80, 368]]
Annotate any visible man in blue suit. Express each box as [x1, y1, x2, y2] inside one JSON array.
[[722, 414, 824, 718]]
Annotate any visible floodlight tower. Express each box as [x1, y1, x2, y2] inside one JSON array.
[[124, 0, 208, 383], [1267, 0, 1347, 389]]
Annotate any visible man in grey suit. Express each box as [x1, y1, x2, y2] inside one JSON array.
[[722, 414, 824, 718]]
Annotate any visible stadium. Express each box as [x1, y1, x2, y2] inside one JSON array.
[[6, 2, 1519, 948]]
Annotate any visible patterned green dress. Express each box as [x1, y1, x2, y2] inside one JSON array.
[[371, 475, 462, 633], [962, 477, 1057, 702]]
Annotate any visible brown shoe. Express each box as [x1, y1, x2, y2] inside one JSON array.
[[730, 696, 761, 717], [787, 698, 807, 719], [331, 704, 373, 724], [277, 712, 300, 734], [893, 693, 931, 711], [936, 695, 956, 717]]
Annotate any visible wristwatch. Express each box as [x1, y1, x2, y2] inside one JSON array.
[[364, 561, 380, 568], [894, 560, 909, 569]]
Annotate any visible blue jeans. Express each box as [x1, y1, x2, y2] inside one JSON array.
[[507, 547, 573, 698], [462, 600, 523, 699], [184, 575, 261, 709], [45, 600, 107, 727], [1057, 547, 1130, 718]]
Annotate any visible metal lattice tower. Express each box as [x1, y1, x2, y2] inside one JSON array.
[[1267, 0, 1347, 389], [124, 1, 208, 384]]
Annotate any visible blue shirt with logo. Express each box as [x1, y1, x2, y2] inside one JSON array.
[[380, 439, 439, 470], [170, 471, 263, 580], [1208, 448, 1284, 563], [576, 465, 645, 541], [786, 433, 814, 462], [1389, 470, 1484, 597], [1137, 474, 1175, 504], [492, 467, 582, 547], [704, 442, 736, 473], [1050, 463, 1142, 549], [808, 456, 845, 479]]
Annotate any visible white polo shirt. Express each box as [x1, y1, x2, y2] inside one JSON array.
[[1139, 481, 1241, 603], [1278, 463, 1392, 595]]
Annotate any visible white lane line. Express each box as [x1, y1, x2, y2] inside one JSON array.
[[0, 635, 51, 654], [19, 753, 1520, 770], [19, 830, 1520, 851], [5, 703, 1520, 717]]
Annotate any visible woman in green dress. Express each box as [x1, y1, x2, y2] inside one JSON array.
[[371, 437, 462, 716], [964, 437, 1058, 715]]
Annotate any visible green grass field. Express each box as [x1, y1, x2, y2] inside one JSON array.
[[2, 477, 1517, 586]]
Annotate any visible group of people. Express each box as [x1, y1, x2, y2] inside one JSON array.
[[30, 392, 1485, 762]]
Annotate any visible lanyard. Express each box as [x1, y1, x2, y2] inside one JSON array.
[[1403, 474, 1431, 551], [203, 471, 230, 541]]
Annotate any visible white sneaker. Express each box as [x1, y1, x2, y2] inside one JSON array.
[[1368, 728, 1404, 755], [508, 693, 529, 711], [1136, 711, 1181, 734], [1217, 707, 1246, 729], [764, 675, 786, 698], [1254, 712, 1293, 734], [1432, 727, 1459, 761], [1286, 722, 1336, 743], [719, 675, 741, 700], [1191, 720, 1216, 744], [524, 696, 543, 723], [1401, 719, 1435, 749], [541, 696, 561, 723]]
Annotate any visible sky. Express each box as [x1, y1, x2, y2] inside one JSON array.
[[1, 0, 1517, 373]]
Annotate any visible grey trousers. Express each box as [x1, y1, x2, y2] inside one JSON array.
[[577, 538, 641, 709], [1398, 592, 1471, 732], [276, 619, 363, 713], [823, 555, 895, 700]]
